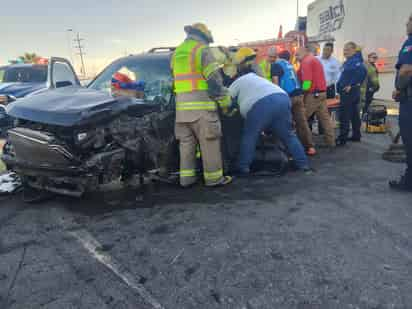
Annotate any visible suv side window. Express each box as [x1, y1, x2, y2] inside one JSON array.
[[53, 62, 77, 87]]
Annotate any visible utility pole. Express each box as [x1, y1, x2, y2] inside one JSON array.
[[73, 32, 86, 77], [66, 29, 75, 66]]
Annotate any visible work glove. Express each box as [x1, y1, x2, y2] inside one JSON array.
[[222, 107, 238, 117], [216, 96, 231, 108], [220, 96, 239, 117]]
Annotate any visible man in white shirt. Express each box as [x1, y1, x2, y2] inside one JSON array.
[[318, 42, 341, 99], [228, 50, 310, 175]]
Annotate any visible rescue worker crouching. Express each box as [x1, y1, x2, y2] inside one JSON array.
[[229, 47, 265, 79], [229, 48, 311, 175], [171, 23, 232, 188]]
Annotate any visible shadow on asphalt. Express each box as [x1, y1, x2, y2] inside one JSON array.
[[56, 175, 283, 217], [0, 174, 288, 217]]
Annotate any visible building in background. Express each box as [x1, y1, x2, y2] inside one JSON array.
[[306, 0, 410, 100]]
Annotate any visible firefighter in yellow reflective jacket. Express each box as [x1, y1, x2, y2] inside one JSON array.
[[171, 23, 232, 187], [259, 47, 278, 81]]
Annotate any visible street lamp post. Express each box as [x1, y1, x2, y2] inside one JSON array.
[[66, 29, 75, 65], [297, 0, 299, 19]]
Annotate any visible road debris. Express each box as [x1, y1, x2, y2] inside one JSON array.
[[170, 249, 184, 265], [0, 172, 21, 195]]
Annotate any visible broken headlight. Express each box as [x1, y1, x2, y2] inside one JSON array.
[[74, 128, 106, 149], [77, 132, 88, 142]]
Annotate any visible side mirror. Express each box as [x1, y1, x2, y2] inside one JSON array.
[[55, 81, 73, 88], [7, 95, 17, 103]]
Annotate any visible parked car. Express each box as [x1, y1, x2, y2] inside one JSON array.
[[0, 95, 15, 135], [2, 49, 287, 198], [0, 64, 48, 96], [0, 58, 80, 134]]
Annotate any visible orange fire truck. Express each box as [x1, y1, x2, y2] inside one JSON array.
[[238, 30, 307, 69]]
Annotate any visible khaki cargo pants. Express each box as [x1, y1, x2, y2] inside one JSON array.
[[175, 112, 224, 187], [291, 95, 314, 149], [304, 93, 336, 147]]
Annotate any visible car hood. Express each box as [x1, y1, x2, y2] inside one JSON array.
[[6, 86, 141, 127], [0, 82, 46, 98]]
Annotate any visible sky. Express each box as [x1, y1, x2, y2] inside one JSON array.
[[1, 0, 313, 76]]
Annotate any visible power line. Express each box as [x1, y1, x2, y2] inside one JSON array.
[[73, 32, 86, 77]]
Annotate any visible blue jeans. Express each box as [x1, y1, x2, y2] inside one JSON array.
[[238, 93, 309, 172]]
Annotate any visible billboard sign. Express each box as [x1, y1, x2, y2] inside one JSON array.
[[319, 0, 345, 35]]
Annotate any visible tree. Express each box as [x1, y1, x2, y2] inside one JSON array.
[[18, 53, 40, 64]]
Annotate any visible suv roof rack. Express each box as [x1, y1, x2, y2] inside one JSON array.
[[148, 47, 176, 53]]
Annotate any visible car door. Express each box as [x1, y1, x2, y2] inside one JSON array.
[[47, 57, 81, 89]]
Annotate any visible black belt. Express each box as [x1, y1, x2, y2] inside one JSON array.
[[308, 91, 326, 97]]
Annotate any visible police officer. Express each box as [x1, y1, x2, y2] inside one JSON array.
[[390, 13, 412, 192], [336, 42, 367, 145]]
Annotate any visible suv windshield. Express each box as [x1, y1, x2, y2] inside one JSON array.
[[0, 65, 47, 83], [88, 55, 173, 103]]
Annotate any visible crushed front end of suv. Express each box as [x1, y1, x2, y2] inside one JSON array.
[[2, 50, 287, 197]]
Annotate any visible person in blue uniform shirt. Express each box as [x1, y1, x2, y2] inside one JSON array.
[[390, 13, 412, 192], [336, 42, 367, 146]]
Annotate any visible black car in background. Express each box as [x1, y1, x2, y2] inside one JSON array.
[[2, 49, 286, 197]]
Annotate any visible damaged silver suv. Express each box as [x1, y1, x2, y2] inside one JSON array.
[[2, 49, 287, 198]]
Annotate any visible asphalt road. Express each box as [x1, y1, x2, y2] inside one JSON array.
[[1, 130, 412, 309]]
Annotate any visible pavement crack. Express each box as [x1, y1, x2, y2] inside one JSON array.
[[0, 239, 38, 255], [1, 245, 27, 309]]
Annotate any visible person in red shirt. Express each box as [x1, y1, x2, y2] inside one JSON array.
[[296, 46, 336, 148]]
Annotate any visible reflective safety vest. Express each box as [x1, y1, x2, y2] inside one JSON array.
[[172, 40, 220, 111], [259, 59, 272, 81]]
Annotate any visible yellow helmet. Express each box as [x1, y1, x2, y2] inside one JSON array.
[[211, 46, 237, 78], [184, 23, 214, 43], [234, 47, 257, 65]]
